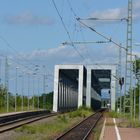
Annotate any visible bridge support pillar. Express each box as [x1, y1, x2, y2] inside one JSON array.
[[53, 65, 85, 112], [53, 65, 59, 112], [78, 66, 84, 108], [86, 68, 91, 107]]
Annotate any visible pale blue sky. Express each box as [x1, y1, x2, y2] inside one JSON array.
[[0, 0, 138, 53], [0, 0, 139, 93]]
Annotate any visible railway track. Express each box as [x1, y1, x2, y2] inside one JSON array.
[[56, 110, 104, 140], [0, 111, 58, 133]]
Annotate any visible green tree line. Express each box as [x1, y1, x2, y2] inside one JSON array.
[[0, 85, 53, 113], [116, 58, 140, 118]]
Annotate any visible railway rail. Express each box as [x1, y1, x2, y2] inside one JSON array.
[[0, 110, 58, 133], [56, 109, 104, 140]]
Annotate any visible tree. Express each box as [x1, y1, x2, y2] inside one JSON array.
[[0, 85, 9, 111], [133, 59, 140, 75], [39, 92, 53, 110]]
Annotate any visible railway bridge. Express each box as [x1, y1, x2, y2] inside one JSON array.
[[53, 64, 117, 112]]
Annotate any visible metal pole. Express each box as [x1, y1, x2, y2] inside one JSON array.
[[120, 87, 122, 113], [5, 57, 9, 112], [133, 88, 136, 124], [119, 44, 122, 113], [124, 0, 133, 124], [32, 73, 35, 110], [15, 67, 18, 112], [133, 56, 137, 124], [34, 65, 39, 110], [21, 74, 24, 111], [43, 74, 46, 110], [37, 76, 40, 110], [27, 73, 30, 110]]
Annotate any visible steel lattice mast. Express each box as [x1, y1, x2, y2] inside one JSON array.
[[124, 0, 133, 120], [5, 57, 9, 112], [117, 44, 122, 113]]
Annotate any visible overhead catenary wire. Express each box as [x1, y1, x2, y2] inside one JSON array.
[[77, 18, 127, 51], [67, 0, 92, 60], [67, 0, 114, 68], [66, 0, 126, 50], [67, 0, 116, 63], [0, 35, 54, 78], [67, 0, 127, 23], [0, 33, 54, 78], [0, 36, 43, 73], [52, 0, 122, 82], [67, 0, 109, 61], [67, 0, 79, 18], [66, 0, 127, 55], [62, 41, 111, 46], [51, 0, 86, 61], [79, 17, 128, 21], [66, 0, 128, 59], [65, 0, 122, 81]]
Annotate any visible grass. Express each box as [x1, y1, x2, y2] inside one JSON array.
[[14, 106, 93, 140], [93, 118, 104, 140], [108, 111, 124, 118], [107, 111, 140, 128], [68, 106, 92, 118], [117, 118, 140, 128]]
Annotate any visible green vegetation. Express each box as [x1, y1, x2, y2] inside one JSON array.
[[108, 111, 124, 118], [115, 82, 140, 119], [107, 111, 140, 128], [115, 59, 140, 121], [133, 59, 140, 74], [0, 85, 8, 113], [0, 86, 53, 113], [40, 92, 53, 110], [69, 106, 92, 118], [93, 118, 104, 140], [14, 107, 93, 140]]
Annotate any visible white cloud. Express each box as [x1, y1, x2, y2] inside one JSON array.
[[24, 45, 78, 59], [85, 0, 140, 25], [4, 12, 54, 26], [7, 44, 126, 92], [134, 0, 140, 10], [133, 0, 140, 19], [90, 8, 124, 19], [17, 43, 120, 67]]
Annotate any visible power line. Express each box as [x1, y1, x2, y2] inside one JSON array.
[[67, 0, 92, 60], [79, 17, 128, 21], [67, 0, 105, 65], [52, 0, 122, 82], [62, 41, 111, 46], [66, 1, 127, 23], [51, 0, 86, 61], [0, 35, 54, 78], [66, 0, 127, 78], [67, 0, 79, 18], [77, 18, 127, 51], [0, 35, 37, 73], [62, 0, 123, 81]]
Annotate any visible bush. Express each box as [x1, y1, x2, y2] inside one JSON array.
[[108, 111, 124, 118], [57, 114, 67, 122], [16, 125, 36, 134], [68, 106, 93, 118]]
